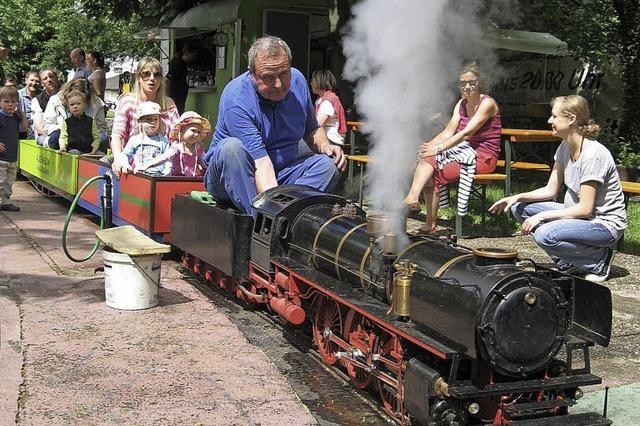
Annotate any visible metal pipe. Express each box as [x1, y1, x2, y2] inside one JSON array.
[[269, 297, 305, 325], [103, 174, 113, 229], [237, 283, 267, 304]]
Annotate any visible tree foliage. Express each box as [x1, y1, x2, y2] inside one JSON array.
[[0, 0, 155, 80]]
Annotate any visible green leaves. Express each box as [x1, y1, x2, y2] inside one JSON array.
[[0, 0, 155, 79]]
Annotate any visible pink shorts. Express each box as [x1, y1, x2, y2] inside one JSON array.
[[423, 151, 498, 188]]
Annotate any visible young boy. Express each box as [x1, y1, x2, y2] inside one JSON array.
[[58, 89, 100, 154], [0, 85, 28, 211], [119, 101, 172, 176]]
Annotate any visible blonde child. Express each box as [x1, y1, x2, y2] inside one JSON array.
[[168, 111, 211, 177], [59, 89, 100, 154], [118, 101, 172, 176], [0, 85, 28, 211]]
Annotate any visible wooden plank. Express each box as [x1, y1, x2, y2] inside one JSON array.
[[622, 181, 640, 195], [95, 225, 171, 255], [496, 160, 551, 171], [474, 173, 506, 184], [346, 154, 370, 164]]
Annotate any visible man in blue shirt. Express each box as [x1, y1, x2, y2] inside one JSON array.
[[204, 36, 345, 216]]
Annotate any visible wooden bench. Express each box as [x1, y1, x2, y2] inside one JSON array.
[[500, 129, 559, 196], [622, 181, 640, 207], [345, 154, 506, 236]]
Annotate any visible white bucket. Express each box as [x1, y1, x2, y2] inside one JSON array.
[[103, 247, 161, 310]]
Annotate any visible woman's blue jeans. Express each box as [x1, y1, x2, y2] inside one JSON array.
[[511, 201, 617, 274]]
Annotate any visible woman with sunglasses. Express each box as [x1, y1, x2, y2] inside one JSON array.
[[110, 57, 179, 176], [42, 78, 109, 152], [402, 62, 501, 235]]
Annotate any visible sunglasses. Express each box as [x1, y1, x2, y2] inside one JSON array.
[[458, 79, 478, 88], [140, 70, 162, 80]]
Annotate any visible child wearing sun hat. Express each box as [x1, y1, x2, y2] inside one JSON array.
[[119, 101, 172, 176], [168, 111, 211, 177]]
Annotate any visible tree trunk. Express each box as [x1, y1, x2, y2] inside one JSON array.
[[613, 0, 640, 149]]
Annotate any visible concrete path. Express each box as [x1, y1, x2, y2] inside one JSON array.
[[0, 181, 316, 425]]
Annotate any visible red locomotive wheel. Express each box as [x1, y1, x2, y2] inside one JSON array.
[[342, 310, 375, 389], [312, 297, 343, 366], [375, 332, 407, 423]]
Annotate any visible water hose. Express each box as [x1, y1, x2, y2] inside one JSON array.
[[62, 174, 113, 262]]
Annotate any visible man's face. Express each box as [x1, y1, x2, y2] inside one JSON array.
[[24, 74, 41, 95], [250, 50, 291, 102], [70, 51, 83, 67], [40, 71, 59, 93], [184, 51, 196, 64]]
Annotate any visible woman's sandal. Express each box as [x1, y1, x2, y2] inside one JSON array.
[[408, 226, 450, 238]]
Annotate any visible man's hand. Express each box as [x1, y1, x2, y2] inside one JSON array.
[[320, 143, 346, 171]]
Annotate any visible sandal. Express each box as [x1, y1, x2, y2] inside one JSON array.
[[408, 225, 450, 238]]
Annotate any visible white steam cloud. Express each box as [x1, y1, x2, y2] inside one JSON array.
[[342, 0, 497, 232]]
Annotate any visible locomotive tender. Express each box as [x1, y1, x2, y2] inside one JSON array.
[[172, 185, 613, 425]]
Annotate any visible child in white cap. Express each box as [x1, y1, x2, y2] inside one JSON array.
[[168, 111, 211, 177], [118, 101, 172, 176]]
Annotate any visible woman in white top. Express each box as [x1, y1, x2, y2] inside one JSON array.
[[310, 70, 347, 146], [489, 95, 627, 283]]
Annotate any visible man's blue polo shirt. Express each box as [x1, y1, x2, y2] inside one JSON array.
[[204, 68, 318, 172]]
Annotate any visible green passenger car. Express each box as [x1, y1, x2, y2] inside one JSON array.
[[18, 140, 79, 197]]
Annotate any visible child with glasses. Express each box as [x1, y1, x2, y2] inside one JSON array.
[[0, 85, 28, 211], [118, 101, 172, 176]]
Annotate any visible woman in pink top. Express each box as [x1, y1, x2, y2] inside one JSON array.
[[111, 57, 179, 176], [403, 63, 501, 234]]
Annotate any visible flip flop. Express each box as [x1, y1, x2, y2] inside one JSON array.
[[408, 226, 451, 238]]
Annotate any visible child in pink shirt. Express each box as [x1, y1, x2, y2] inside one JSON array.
[[168, 111, 211, 177]]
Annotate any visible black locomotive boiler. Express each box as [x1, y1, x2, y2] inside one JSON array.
[[171, 185, 613, 425]]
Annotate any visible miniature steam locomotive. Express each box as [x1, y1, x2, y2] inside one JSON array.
[[171, 185, 612, 425]]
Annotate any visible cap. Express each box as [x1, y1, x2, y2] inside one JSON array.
[[169, 111, 212, 141], [136, 101, 161, 119]]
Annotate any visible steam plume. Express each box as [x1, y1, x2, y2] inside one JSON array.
[[342, 0, 498, 232]]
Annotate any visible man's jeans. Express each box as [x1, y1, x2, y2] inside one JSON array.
[[511, 201, 617, 274], [205, 138, 341, 217]]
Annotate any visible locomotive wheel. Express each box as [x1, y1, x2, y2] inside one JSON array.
[[312, 297, 343, 366], [342, 310, 375, 389], [375, 332, 407, 422]]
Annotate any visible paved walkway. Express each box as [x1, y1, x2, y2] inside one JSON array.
[[0, 181, 316, 425]]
